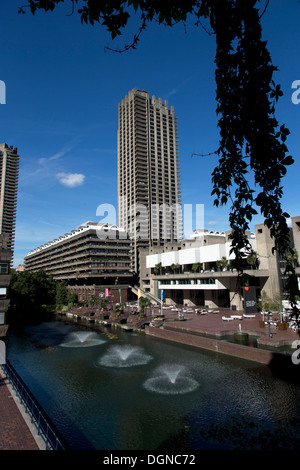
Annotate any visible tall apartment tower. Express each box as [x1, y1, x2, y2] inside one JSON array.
[[0, 143, 19, 259], [118, 89, 182, 274]]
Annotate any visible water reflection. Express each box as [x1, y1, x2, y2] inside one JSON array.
[[6, 320, 300, 450]]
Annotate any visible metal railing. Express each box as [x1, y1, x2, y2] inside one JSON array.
[[1, 359, 67, 450]]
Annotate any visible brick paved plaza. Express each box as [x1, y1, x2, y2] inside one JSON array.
[[0, 374, 40, 450]]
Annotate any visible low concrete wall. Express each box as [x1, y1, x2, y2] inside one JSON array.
[[145, 326, 274, 365]]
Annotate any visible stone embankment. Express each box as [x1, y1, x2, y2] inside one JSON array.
[[56, 303, 299, 367]]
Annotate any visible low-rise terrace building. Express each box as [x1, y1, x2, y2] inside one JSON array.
[[24, 222, 134, 303]]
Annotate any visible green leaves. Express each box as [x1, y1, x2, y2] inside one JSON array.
[[270, 80, 284, 103], [211, 0, 293, 268], [8, 270, 57, 324], [19, 0, 65, 15], [127, 1, 140, 12], [281, 155, 294, 166]]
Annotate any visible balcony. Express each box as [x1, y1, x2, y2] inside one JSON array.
[[0, 324, 8, 337], [152, 268, 269, 281], [0, 299, 10, 310]]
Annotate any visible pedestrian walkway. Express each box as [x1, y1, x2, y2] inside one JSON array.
[[163, 307, 298, 347], [0, 373, 42, 450]]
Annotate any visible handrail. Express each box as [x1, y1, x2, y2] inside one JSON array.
[[1, 359, 67, 450]]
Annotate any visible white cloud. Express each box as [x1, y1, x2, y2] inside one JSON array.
[[208, 220, 219, 226], [38, 143, 75, 165], [166, 77, 192, 97], [56, 172, 85, 188]]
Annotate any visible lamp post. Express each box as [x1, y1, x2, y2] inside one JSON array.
[[268, 311, 273, 338]]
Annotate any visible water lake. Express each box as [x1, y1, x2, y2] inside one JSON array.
[[6, 319, 300, 450]]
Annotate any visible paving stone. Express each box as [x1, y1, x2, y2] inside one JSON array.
[[0, 376, 39, 450]]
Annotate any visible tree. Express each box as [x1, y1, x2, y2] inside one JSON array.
[[286, 248, 298, 268], [246, 251, 258, 269], [139, 296, 151, 314], [89, 294, 97, 306], [216, 256, 228, 270], [100, 298, 108, 308], [192, 262, 203, 272], [170, 263, 180, 273], [67, 292, 79, 305], [18, 0, 299, 327], [115, 300, 126, 316], [257, 290, 271, 313], [8, 270, 56, 324], [56, 280, 68, 305], [154, 262, 162, 275]]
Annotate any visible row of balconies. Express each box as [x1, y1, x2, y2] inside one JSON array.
[[26, 258, 132, 273], [26, 235, 131, 259], [26, 252, 131, 270], [0, 271, 11, 283], [54, 271, 132, 281], [26, 245, 131, 265], [159, 278, 216, 286], [151, 268, 269, 280], [30, 247, 132, 259], [26, 242, 131, 260], [46, 263, 132, 274], [0, 299, 10, 310], [49, 263, 132, 277]]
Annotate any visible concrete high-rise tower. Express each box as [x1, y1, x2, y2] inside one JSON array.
[[0, 143, 19, 260], [118, 89, 182, 274]]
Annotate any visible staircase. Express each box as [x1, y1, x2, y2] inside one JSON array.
[[130, 285, 160, 304]]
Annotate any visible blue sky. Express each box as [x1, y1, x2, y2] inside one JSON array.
[[0, 0, 300, 267]]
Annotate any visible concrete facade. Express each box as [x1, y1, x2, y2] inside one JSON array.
[[0, 233, 12, 337], [24, 222, 134, 303], [0, 144, 19, 260], [118, 89, 182, 275], [139, 219, 300, 310], [292, 216, 300, 255], [254, 222, 281, 297]]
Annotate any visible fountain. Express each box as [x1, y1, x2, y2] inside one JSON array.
[[60, 330, 106, 348], [143, 364, 199, 395], [233, 323, 249, 342], [97, 345, 153, 368]]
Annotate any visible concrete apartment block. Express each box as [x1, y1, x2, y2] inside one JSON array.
[[0, 143, 19, 261], [118, 89, 182, 275], [140, 221, 300, 310], [291, 216, 300, 259], [24, 222, 134, 303], [0, 233, 12, 337], [254, 223, 281, 299]]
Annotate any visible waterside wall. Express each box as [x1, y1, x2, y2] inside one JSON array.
[[145, 325, 275, 364]]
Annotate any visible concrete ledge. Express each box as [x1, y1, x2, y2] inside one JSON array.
[[145, 326, 274, 364]]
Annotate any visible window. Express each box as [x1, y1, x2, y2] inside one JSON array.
[[0, 287, 6, 297], [0, 312, 4, 325], [0, 263, 8, 274]]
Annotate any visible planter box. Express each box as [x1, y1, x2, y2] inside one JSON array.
[[259, 320, 265, 328], [278, 322, 288, 331]]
